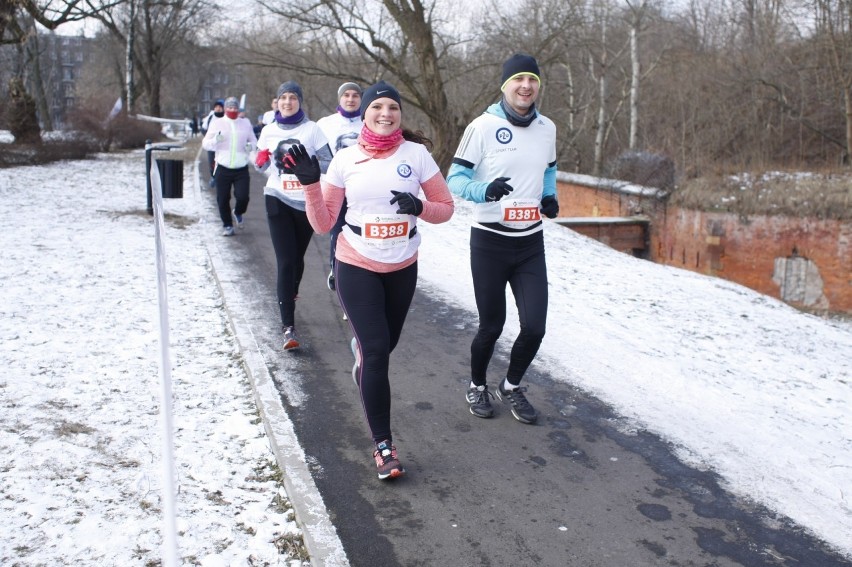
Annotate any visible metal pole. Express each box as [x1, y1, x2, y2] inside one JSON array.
[[149, 157, 179, 567], [145, 139, 153, 215]]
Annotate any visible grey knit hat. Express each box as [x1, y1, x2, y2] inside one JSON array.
[[276, 81, 303, 104], [337, 82, 362, 100]]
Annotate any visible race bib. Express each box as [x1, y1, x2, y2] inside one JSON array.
[[361, 213, 410, 250], [276, 173, 305, 200], [281, 177, 304, 192], [500, 198, 541, 229]]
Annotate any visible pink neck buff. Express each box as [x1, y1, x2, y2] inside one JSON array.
[[357, 126, 404, 162]]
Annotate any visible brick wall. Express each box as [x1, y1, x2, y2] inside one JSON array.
[[556, 174, 852, 314]]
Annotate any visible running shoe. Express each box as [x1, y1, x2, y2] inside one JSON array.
[[327, 269, 335, 291], [222, 226, 235, 237], [466, 384, 495, 418], [351, 337, 360, 386], [373, 440, 404, 480], [496, 382, 538, 424], [282, 326, 300, 351], [233, 209, 244, 227]]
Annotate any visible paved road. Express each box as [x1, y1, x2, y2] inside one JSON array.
[[200, 165, 850, 567]]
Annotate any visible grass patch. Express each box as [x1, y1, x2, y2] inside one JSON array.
[[672, 170, 852, 220]]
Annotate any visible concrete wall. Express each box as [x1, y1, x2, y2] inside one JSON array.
[[556, 173, 852, 314]]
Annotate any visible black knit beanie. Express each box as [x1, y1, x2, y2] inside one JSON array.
[[360, 81, 402, 119], [500, 54, 541, 91]]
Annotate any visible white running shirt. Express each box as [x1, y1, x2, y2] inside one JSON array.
[[325, 141, 440, 264]]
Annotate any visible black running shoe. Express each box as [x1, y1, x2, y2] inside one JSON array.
[[327, 269, 335, 291], [496, 383, 538, 424], [466, 385, 494, 418], [373, 440, 405, 480]]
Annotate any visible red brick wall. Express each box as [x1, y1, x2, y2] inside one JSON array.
[[556, 179, 852, 314], [556, 181, 666, 219]]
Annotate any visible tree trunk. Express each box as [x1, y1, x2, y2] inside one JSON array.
[[27, 30, 53, 131], [126, 0, 136, 114], [593, 16, 608, 176], [845, 83, 852, 164], [8, 76, 42, 145], [629, 22, 639, 151], [381, 0, 458, 169]]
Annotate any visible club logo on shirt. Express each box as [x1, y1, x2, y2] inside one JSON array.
[[496, 128, 512, 144], [396, 163, 413, 178], [335, 132, 359, 151]]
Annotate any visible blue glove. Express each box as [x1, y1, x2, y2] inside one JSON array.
[[287, 144, 321, 185], [485, 177, 513, 202], [540, 195, 559, 219], [390, 190, 423, 216]]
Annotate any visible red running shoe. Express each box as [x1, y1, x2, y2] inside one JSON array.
[[373, 440, 405, 480]]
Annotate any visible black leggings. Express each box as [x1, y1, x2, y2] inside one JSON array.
[[214, 165, 250, 227], [337, 260, 417, 444], [266, 195, 314, 328], [328, 197, 348, 270], [469, 228, 548, 387]]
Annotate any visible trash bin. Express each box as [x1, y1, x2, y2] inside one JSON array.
[[156, 159, 183, 198]]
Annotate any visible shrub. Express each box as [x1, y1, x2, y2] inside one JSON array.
[[67, 99, 164, 151], [0, 138, 100, 168], [608, 151, 676, 190]]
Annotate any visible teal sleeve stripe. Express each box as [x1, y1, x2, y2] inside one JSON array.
[[542, 163, 557, 198], [447, 162, 489, 203]]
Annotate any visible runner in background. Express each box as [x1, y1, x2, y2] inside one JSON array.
[[316, 82, 363, 291], [202, 96, 257, 236], [254, 81, 332, 351], [201, 99, 225, 187]]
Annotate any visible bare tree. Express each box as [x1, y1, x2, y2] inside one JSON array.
[[0, 0, 123, 142], [0, 1, 98, 45], [809, 0, 852, 163], [243, 0, 480, 169], [89, 0, 215, 116], [586, 0, 632, 175], [626, 0, 654, 151]]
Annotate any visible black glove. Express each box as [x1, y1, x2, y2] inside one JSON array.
[[389, 190, 423, 216], [287, 144, 321, 185], [273, 145, 294, 174], [485, 176, 513, 202], [540, 195, 559, 219]]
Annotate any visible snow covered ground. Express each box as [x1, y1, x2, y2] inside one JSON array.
[[1, 135, 850, 564], [0, 144, 306, 565]]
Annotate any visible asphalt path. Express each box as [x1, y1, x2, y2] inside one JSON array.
[[200, 164, 850, 567]]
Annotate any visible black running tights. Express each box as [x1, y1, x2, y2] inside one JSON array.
[[266, 195, 314, 328], [214, 165, 250, 228], [337, 260, 417, 444], [469, 228, 548, 387]]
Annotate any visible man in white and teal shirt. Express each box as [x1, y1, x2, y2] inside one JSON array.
[[447, 53, 560, 425]]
